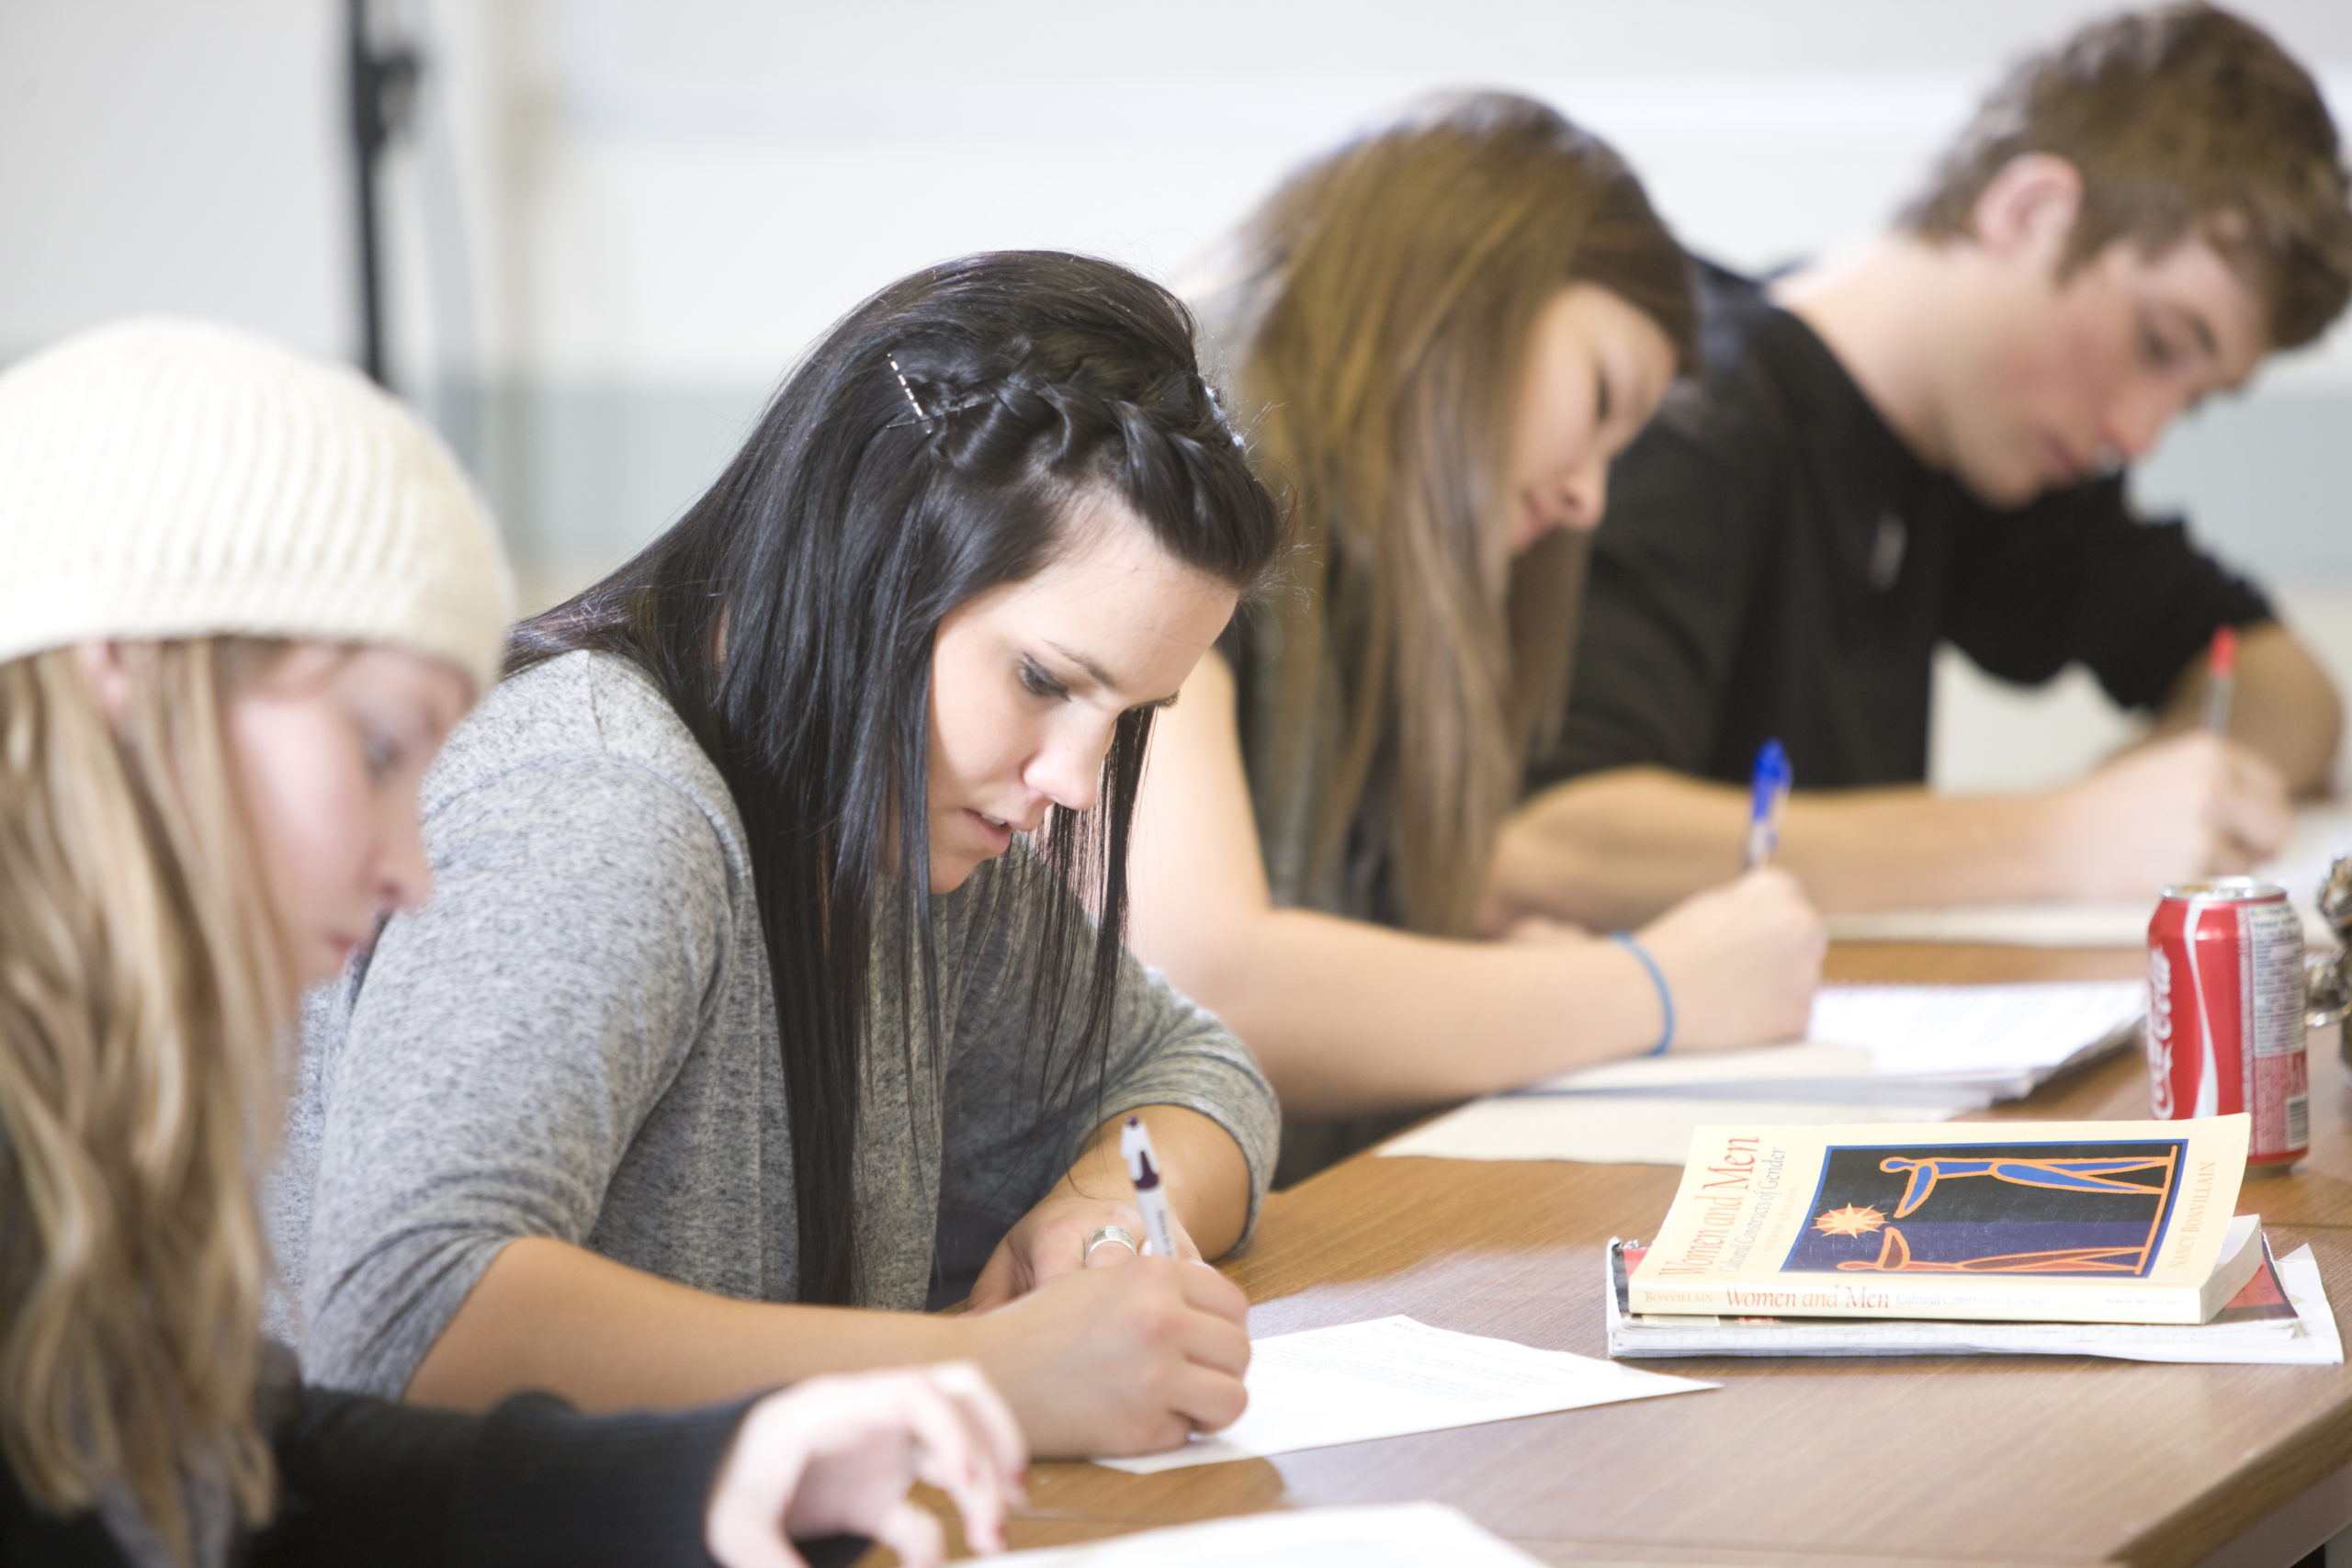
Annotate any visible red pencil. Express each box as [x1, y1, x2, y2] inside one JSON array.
[[2204, 625, 2238, 734]]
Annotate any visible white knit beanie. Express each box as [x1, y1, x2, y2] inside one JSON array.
[[0, 317, 512, 694]]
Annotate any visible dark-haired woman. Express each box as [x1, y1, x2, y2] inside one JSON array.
[[274, 252, 1284, 1461], [1125, 94, 1827, 1181]]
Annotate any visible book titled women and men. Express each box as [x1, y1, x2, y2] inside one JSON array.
[[1627, 1114, 2261, 1325]]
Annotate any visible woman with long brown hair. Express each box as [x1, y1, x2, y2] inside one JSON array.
[[1127, 93, 1827, 1179], [0, 319, 1023, 1567]]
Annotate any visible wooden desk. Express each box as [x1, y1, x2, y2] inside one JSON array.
[[990, 944, 2352, 1566]]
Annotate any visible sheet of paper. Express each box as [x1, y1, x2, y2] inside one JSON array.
[[985, 1501, 1545, 1566], [1608, 1245, 2337, 1365], [2088, 1246, 2344, 1364], [1825, 803, 2352, 947], [1092, 1315, 1710, 1473], [1379, 1092, 1965, 1165], [1521, 1041, 1874, 1093]]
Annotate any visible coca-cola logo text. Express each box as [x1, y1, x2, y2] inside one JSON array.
[[2147, 943, 2175, 1118]]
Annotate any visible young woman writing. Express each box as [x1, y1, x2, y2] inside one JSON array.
[[0, 319, 1023, 1568], [276, 253, 1286, 1459], [1127, 94, 1828, 1180]]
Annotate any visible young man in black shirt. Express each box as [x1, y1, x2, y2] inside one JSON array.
[[1490, 3, 2352, 929]]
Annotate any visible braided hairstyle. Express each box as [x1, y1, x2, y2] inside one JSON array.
[[512, 252, 1283, 1304]]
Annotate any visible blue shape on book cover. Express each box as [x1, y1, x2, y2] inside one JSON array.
[[1781, 1138, 2189, 1278]]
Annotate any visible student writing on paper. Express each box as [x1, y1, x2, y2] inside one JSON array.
[[0, 321, 1025, 1568], [274, 255, 1279, 1461], [1490, 5, 2351, 930], [1125, 95, 1825, 1183]]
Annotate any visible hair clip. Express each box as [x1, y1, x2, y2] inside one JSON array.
[[888, 355, 931, 428], [1202, 381, 1247, 449]]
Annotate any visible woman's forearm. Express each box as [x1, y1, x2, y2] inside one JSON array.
[[411, 1228, 1258, 1462], [405, 1236, 971, 1415], [1177, 907, 1660, 1118]]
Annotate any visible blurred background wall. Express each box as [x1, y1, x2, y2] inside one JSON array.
[[4, 0, 2349, 793]]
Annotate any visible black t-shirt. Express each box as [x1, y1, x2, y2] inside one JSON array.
[[1532, 260, 2275, 793]]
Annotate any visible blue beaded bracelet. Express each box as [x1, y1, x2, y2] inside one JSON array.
[[1610, 931, 1675, 1055]]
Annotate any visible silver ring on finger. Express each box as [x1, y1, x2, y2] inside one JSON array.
[[1083, 1224, 1140, 1262]]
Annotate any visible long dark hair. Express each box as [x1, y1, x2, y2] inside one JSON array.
[[511, 252, 1282, 1304]]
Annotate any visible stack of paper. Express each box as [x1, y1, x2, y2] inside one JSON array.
[[986, 1502, 1546, 1566], [1604, 1222, 2344, 1364], [1379, 980, 2142, 1166], [1094, 1315, 1711, 1473], [1826, 802, 2352, 947]]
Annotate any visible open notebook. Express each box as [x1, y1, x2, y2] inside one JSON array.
[[1511, 979, 2142, 1103], [1381, 979, 2142, 1165]]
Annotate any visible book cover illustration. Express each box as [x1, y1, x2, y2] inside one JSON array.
[[1783, 1136, 2188, 1279], [1627, 1117, 2249, 1324]]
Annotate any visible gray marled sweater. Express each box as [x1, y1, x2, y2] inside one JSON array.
[[270, 650, 1276, 1397]]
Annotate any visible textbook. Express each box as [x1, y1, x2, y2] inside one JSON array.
[[1626, 1116, 2257, 1325], [1605, 1220, 2340, 1363]]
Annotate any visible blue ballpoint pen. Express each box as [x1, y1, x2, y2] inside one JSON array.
[[1745, 738, 1792, 870]]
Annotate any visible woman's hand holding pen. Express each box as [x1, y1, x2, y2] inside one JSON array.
[[960, 1113, 1250, 1459], [1633, 867, 1825, 1051], [958, 1255, 1250, 1458], [706, 1361, 1025, 1568], [970, 1186, 1203, 1305]]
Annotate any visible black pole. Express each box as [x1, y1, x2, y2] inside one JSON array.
[[346, 0, 418, 387]]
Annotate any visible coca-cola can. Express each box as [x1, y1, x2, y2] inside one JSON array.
[[2145, 877, 2308, 1168]]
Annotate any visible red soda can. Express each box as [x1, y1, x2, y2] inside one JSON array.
[[2145, 878, 2308, 1168]]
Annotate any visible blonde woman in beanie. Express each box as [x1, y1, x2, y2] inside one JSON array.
[[0, 319, 1025, 1568]]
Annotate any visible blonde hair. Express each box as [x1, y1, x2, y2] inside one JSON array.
[[0, 641, 287, 1564], [1204, 92, 1695, 935]]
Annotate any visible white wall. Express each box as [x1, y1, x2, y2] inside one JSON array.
[[0, 1, 350, 358], [6, 0, 2352, 789], [402, 0, 2352, 385], [10, 2, 2348, 383]]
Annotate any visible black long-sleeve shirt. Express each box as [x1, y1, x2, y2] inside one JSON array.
[[1, 1379, 864, 1568], [1533, 260, 2275, 793]]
